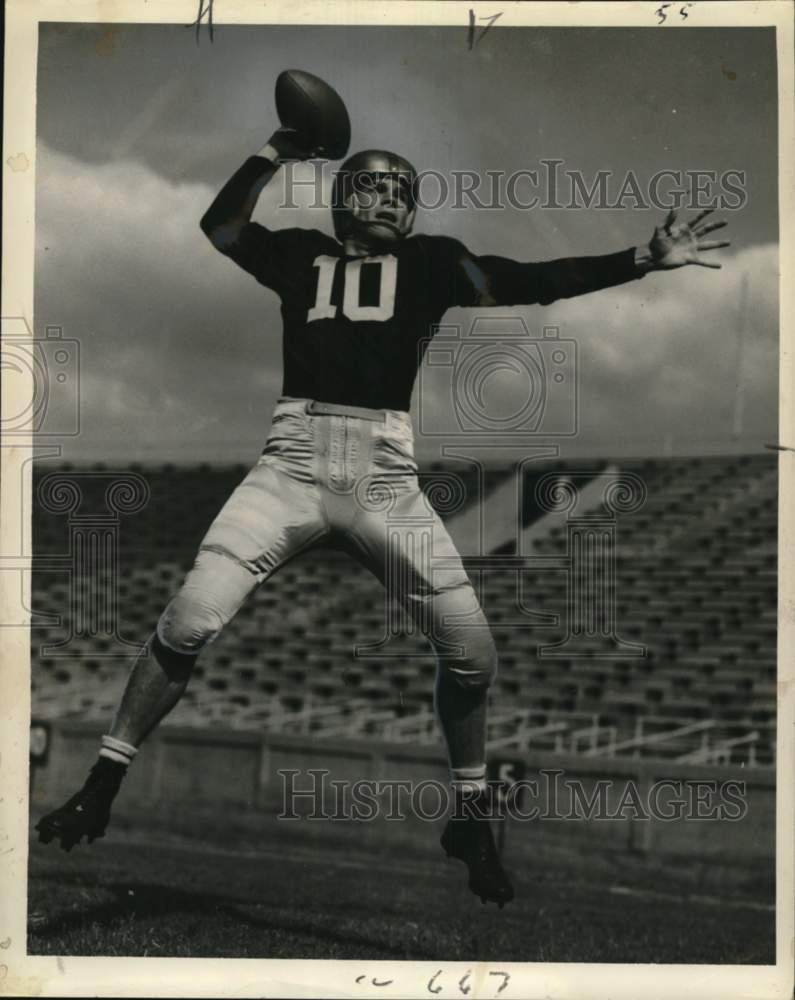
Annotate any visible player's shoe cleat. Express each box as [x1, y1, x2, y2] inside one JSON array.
[[35, 757, 126, 852], [440, 812, 515, 908]]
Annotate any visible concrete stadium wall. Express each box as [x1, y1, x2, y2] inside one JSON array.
[[29, 720, 775, 864]]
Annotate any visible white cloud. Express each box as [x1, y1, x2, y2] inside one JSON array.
[[36, 142, 295, 461], [35, 142, 778, 462], [413, 242, 778, 458]]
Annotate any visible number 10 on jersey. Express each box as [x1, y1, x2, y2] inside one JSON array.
[[307, 254, 398, 323]]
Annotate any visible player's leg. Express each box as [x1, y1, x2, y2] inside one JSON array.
[[343, 473, 512, 905], [430, 585, 495, 791], [34, 548, 266, 850], [345, 492, 496, 778], [109, 403, 325, 748], [105, 549, 260, 749], [416, 552, 513, 907], [106, 634, 196, 750], [37, 449, 327, 850]]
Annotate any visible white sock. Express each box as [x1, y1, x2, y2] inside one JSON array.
[[99, 734, 138, 767], [450, 764, 487, 796]]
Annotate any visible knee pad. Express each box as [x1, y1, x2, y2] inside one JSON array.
[[149, 631, 196, 680], [438, 629, 498, 691], [157, 587, 226, 656]]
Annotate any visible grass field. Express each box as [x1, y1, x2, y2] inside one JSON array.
[[27, 810, 775, 964]]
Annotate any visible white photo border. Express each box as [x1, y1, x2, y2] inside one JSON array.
[[1, 1, 793, 997]]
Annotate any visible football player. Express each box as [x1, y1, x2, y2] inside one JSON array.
[[36, 126, 729, 907]]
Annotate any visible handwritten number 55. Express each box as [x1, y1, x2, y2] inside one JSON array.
[[656, 3, 695, 24]]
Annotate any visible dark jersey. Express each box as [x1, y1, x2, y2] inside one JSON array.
[[203, 156, 643, 411]]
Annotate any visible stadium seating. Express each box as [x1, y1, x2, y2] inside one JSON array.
[[29, 454, 777, 765]]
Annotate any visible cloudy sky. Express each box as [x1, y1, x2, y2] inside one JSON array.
[[34, 23, 779, 462]]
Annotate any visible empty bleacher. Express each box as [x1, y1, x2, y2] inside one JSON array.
[[29, 454, 778, 766]]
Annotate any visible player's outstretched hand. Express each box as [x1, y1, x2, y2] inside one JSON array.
[[646, 208, 731, 270]]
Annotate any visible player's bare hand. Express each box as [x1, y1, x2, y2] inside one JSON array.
[[646, 208, 731, 270]]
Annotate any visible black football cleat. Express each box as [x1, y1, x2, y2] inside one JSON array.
[[35, 757, 126, 852], [440, 811, 515, 908]]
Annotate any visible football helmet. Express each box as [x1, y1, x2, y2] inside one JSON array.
[[332, 150, 418, 246]]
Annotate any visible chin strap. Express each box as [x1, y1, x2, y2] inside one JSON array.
[[345, 217, 411, 250]]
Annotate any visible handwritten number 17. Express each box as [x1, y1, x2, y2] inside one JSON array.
[[468, 10, 502, 49]]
